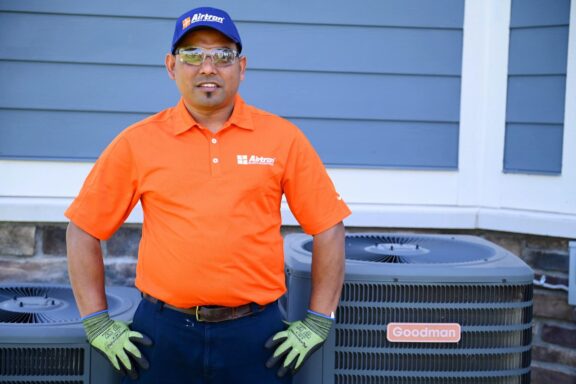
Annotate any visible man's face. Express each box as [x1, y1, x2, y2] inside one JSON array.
[[165, 28, 246, 115]]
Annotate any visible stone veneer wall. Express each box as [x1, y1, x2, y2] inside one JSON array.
[[0, 222, 574, 383]]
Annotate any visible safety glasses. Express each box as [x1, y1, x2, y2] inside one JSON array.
[[176, 47, 240, 67]]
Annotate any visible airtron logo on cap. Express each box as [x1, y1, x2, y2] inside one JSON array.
[[237, 155, 275, 166], [387, 323, 461, 343], [182, 13, 225, 29]]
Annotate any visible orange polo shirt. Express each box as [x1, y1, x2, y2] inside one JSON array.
[[65, 95, 351, 308]]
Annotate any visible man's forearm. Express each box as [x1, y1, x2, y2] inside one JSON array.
[[66, 221, 108, 317], [309, 221, 346, 316]]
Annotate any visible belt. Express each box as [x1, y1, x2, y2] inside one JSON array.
[[142, 293, 266, 323]]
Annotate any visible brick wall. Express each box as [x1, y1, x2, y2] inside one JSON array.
[[0, 222, 574, 383]]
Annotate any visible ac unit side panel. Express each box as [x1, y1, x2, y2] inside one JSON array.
[[0, 284, 137, 384], [91, 346, 123, 383], [285, 275, 312, 322]]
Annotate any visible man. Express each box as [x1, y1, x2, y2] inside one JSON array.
[[66, 6, 350, 384]]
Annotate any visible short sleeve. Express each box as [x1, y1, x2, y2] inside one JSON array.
[[282, 129, 351, 234], [65, 135, 140, 240]]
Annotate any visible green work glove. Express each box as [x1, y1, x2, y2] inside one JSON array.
[[265, 310, 334, 377], [82, 310, 152, 380]]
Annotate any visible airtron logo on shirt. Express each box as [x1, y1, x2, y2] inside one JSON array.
[[237, 155, 275, 166], [182, 13, 225, 29]]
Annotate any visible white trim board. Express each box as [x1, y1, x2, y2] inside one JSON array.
[[1, 197, 574, 238]]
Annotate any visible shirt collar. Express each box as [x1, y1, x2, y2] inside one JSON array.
[[173, 95, 254, 135]]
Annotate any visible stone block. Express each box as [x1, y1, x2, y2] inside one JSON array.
[[533, 345, 576, 367], [531, 366, 576, 384], [107, 227, 141, 257], [526, 235, 569, 252], [105, 261, 137, 286], [525, 249, 569, 273], [280, 226, 304, 236], [483, 232, 523, 257], [541, 324, 576, 349], [0, 224, 36, 256], [43, 226, 67, 256], [0, 258, 69, 284], [533, 290, 576, 321]]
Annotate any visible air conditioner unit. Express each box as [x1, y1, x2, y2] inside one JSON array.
[[0, 283, 141, 384], [283, 233, 534, 384]]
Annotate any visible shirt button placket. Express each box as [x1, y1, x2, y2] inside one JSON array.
[[209, 136, 221, 176]]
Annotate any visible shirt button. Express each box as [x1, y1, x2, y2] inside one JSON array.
[[212, 158, 219, 164], [211, 138, 218, 144]]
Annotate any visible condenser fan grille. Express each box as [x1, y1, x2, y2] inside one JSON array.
[[303, 234, 496, 264], [0, 284, 134, 325], [0, 286, 79, 324]]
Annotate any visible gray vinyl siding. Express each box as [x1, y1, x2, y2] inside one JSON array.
[[0, 0, 464, 168], [504, 0, 571, 175]]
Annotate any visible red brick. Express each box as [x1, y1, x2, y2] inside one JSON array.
[[534, 290, 576, 321], [533, 345, 576, 367], [541, 324, 576, 349], [531, 366, 576, 384]]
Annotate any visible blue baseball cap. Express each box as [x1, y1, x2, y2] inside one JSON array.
[[171, 7, 242, 54]]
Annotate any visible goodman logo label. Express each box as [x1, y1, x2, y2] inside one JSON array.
[[387, 323, 461, 343]]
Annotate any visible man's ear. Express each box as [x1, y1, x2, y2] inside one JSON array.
[[239, 56, 247, 82], [165, 53, 176, 80]]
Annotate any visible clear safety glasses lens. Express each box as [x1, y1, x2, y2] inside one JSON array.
[[177, 47, 239, 67]]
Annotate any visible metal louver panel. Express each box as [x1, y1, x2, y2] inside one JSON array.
[[0, 382, 84, 384], [334, 373, 531, 384], [334, 350, 531, 371], [340, 283, 533, 303], [0, 347, 85, 376], [338, 303, 532, 325], [335, 282, 532, 382]]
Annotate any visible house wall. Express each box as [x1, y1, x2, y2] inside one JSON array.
[[0, 0, 464, 168], [1, 0, 574, 237]]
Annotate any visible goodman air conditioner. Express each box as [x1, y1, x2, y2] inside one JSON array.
[[283, 233, 534, 384], [0, 284, 141, 383]]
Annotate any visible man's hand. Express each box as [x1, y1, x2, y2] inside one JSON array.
[[265, 311, 334, 377], [83, 310, 152, 379]]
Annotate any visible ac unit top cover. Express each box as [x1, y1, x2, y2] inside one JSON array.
[[0, 284, 140, 341], [285, 233, 534, 283]]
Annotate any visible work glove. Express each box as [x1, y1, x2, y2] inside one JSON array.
[[265, 310, 334, 377], [82, 310, 152, 380]]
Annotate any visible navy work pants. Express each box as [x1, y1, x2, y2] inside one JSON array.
[[123, 298, 292, 384]]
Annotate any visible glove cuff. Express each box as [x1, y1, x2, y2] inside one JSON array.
[[82, 310, 113, 342], [303, 311, 333, 340]]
